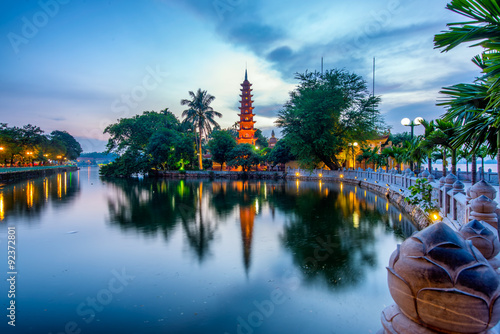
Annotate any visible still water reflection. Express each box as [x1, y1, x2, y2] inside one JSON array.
[[0, 167, 416, 334]]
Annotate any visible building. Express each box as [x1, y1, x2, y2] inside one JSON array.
[[268, 130, 278, 148], [238, 70, 256, 145]]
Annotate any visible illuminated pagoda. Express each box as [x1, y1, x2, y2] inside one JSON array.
[[238, 70, 256, 145]]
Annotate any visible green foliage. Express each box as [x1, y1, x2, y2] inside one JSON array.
[[207, 130, 237, 170], [390, 132, 411, 146], [276, 69, 386, 170], [99, 149, 149, 178], [102, 110, 196, 177], [50, 130, 83, 160], [254, 129, 268, 148], [405, 178, 438, 213], [105, 110, 180, 153], [265, 138, 295, 167], [227, 144, 259, 171], [0, 123, 81, 165]]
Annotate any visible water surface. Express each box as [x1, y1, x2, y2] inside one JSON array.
[[0, 167, 417, 334]]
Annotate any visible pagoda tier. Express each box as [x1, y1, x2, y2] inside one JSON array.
[[237, 70, 256, 146]]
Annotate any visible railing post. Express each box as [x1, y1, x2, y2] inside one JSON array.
[[452, 180, 465, 221]]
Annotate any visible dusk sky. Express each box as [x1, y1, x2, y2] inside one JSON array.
[[1, 0, 482, 152]]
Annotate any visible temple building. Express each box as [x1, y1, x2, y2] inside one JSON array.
[[268, 130, 277, 148], [238, 70, 256, 145]]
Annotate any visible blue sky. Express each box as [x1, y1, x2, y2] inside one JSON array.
[[0, 0, 482, 152]]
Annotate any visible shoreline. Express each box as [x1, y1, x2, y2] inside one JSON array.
[[0, 166, 79, 186]]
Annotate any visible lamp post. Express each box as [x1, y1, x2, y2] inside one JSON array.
[[401, 117, 423, 171], [26, 151, 33, 166], [348, 142, 358, 169]]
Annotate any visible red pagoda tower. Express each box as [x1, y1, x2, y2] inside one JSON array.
[[238, 70, 256, 145]]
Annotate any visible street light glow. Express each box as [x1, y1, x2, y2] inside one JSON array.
[[401, 118, 410, 126]]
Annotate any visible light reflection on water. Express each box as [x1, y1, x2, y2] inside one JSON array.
[[0, 167, 417, 334]]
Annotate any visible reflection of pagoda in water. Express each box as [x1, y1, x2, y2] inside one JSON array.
[[239, 204, 255, 274]]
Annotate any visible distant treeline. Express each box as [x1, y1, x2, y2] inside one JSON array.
[[0, 123, 82, 165]]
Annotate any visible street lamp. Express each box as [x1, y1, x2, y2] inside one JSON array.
[[348, 142, 358, 169], [401, 117, 423, 139], [26, 151, 33, 166]]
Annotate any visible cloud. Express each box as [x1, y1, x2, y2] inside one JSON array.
[[266, 46, 293, 63]]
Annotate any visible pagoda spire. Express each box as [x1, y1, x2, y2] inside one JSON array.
[[237, 69, 256, 145]]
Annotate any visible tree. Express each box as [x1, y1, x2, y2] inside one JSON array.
[[50, 130, 82, 160], [102, 110, 187, 177], [181, 89, 222, 170], [208, 130, 237, 170], [421, 119, 462, 175], [266, 138, 295, 168], [105, 110, 180, 153], [434, 0, 500, 109], [227, 144, 259, 172], [254, 129, 268, 148], [146, 129, 180, 171], [382, 146, 405, 172], [435, 0, 500, 184], [276, 69, 384, 170]]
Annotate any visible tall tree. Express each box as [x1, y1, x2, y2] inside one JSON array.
[[208, 130, 237, 170], [276, 69, 384, 170], [181, 89, 222, 170], [435, 0, 500, 183], [50, 130, 83, 160]]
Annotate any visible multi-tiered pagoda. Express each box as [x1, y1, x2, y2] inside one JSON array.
[[238, 70, 256, 145]]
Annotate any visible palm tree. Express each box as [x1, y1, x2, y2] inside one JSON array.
[[434, 0, 500, 109], [418, 119, 437, 173], [382, 146, 405, 172], [181, 89, 222, 170], [435, 0, 500, 184]]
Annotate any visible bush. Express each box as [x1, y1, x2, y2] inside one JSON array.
[[405, 178, 438, 213]]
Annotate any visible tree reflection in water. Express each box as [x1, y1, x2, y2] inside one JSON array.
[[104, 178, 417, 284], [271, 181, 416, 290]]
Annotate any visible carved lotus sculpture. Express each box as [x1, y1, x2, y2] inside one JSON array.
[[387, 222, 500, 333], [459, 220, 500, 262]]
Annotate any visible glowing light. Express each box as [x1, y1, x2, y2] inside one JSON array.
[[295, 172, 300, 177], [353, 212, 359, 229], [364, 178, 367, 181], [399, 213, 402, 222], [431, 212, 441, 221], [319, 173, 322, 177], [385, 184, 389, 187], [340, 174, 344, 178], [386, 202, 389, 211]]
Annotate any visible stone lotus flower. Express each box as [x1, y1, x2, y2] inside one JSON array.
[[459, 220, 500, 266], [387, 222, 500, 333]]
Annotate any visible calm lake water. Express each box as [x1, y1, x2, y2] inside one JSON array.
[[0, 167, 417, 334]]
